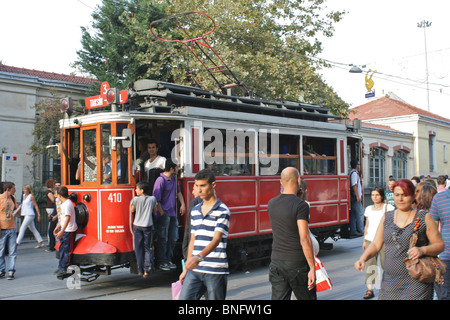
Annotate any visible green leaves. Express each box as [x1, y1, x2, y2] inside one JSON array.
[[74, 0, 349, 115]]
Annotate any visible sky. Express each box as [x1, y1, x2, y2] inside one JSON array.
[[2, 0, 450, 118]]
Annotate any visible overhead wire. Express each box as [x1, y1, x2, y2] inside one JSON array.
[[75, 0, 450, 97]]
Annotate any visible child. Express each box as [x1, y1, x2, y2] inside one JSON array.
[[130, 181, 157, 278], [53, 186, 78, 278]]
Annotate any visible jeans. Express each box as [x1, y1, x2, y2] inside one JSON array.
[[350, 200, 364, 235], [0, 228, 17, 272], [180, 270, 228, 300], [155, 215, 178, 265], [437, 259, 450, 300], [133, 225, 153, 273], [58, 232, 76, 270], [269, 259, 317, 300]]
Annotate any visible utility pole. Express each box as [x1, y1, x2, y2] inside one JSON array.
[[417, 20, 432, 112]]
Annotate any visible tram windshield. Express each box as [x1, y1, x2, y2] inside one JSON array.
[[64, 122, 133, 186]]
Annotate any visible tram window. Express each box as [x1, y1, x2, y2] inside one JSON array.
[[67, 128, 80, 185], [116, 123, 130, 184], [203, 128, 255, 176], [259, 133, 299, 175], [82, 129, 97, 182], [302, 136, 336, 175], [101, 124, 112, 185]]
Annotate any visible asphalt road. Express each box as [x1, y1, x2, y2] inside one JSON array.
[[1, 236, 371, 301]]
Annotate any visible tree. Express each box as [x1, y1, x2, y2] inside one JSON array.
[[73, 0, 169, 94], [31, 96, 64, 158], [75, 0, 349, 115]]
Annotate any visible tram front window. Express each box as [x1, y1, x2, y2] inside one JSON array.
[[101, 124, 112, 185], [83, 129, 97, 182], [116, 123, 130, 184]]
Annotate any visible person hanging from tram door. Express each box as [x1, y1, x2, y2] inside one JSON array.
[[144, 139, 166, 194], [153, 159, 185, 271], [135, 138, 150, 182]]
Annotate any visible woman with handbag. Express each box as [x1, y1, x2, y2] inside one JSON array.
[[355, 179, 444, 300]]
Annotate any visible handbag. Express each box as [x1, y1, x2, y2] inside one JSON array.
[[171, 280, 182, 300], [403, 217, 447, 284], [315, 256, 332, 292]]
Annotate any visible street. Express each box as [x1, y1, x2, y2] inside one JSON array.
[[0, 236, 370, 301]]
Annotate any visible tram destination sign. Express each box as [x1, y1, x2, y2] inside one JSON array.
[[85, 81, 128, 109]]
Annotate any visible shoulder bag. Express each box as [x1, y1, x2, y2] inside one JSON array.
[[403, 215, 446, 284]]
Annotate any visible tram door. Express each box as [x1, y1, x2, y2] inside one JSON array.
[[134, 119, 184, 171]]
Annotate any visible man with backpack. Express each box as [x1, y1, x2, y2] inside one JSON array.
[[349, 160, 364, 238]]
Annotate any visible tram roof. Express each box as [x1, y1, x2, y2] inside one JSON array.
[[127, 79, 342, 122]]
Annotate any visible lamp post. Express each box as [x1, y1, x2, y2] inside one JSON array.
[[417, 20, 432, 111]]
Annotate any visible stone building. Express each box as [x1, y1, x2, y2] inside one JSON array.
[[0, 64, 95, 189], [349, 93, 450, 193]]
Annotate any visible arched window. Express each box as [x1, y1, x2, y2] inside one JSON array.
[[393, 150, 408, 180], [369, 147, 385, 187]]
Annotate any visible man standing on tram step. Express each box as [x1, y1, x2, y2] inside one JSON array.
[[429, 188, 450, 300], [349, 159, 364, 238], [153, 159, 186, 271], [54, 186, 78, 278], [130, 181, 157, 278], [179, 169, 230, 300], [144, 139, 166, 194], [268, 167, 316, 300], [0, 182, 18, 280]]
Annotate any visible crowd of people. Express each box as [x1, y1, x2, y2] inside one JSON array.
[[354, 174, 450, 300], [2, 150, 450, 301], [0, 179, 79, 280]]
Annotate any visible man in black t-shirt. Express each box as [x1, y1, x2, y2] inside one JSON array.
[[268, 167, 316, 300]]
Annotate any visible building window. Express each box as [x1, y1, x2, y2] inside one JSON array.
[[393, 150, 407, 180], [369, 147, 385, 187], [443, 144, 448, 163], [429, 134, 436, 172]]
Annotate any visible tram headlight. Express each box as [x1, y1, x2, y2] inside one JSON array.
[[106, 88, 120, 105]]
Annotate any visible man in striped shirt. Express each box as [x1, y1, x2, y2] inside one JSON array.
[[179, 169, 230, 300], [430, 188, 450, 300]]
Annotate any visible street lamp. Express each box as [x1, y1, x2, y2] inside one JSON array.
[[417, 20, 432, 111], [348, 64, 366, 73]]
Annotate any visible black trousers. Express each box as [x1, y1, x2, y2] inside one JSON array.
[[269, 259, 317, 300], [48, 218, 58, 250]]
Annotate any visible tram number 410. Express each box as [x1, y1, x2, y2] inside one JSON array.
[[107, 192, 123, 203]]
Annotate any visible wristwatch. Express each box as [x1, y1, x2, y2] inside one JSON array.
[[196, 254, 204, 262]]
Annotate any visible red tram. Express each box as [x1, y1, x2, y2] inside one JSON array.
[[59, 79, 361, 277]]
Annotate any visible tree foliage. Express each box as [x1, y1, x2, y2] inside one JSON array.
[[75, 0, 349, 115], [31, 97, 64, 158]]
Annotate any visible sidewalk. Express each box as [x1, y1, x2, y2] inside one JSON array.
[[1, 237, 367, 300]]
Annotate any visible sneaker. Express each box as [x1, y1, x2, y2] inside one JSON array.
[[0, 271, 5, 278], [7, 271, 14, 280], [55, 269, 67, 277], [159, 264, 171, 271], [168, 262, 177, 270]]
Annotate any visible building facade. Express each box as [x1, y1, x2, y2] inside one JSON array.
[[350, 94, 450, 195], [0, 64, 95, 189]]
